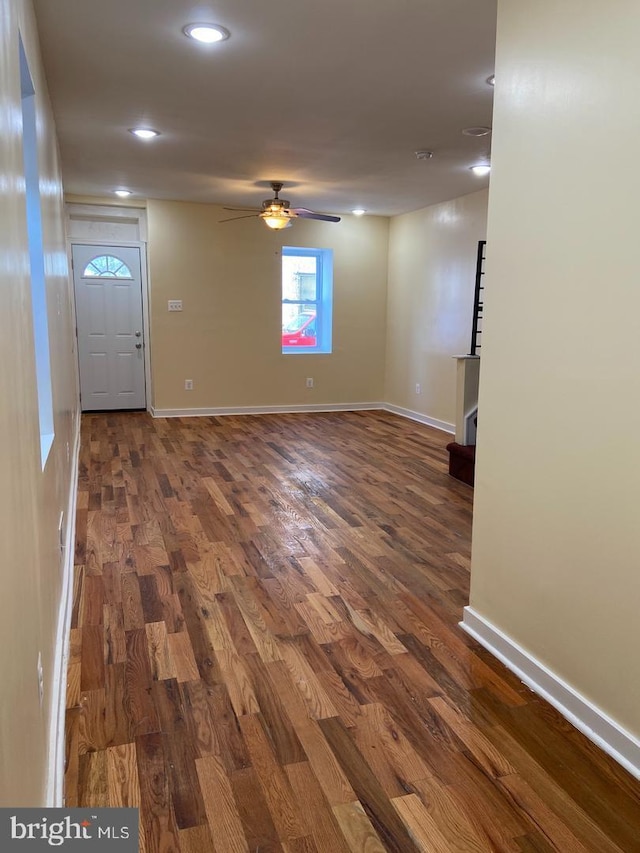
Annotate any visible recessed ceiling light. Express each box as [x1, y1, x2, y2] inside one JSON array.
[[486, 74, 495, 86], [414, 150, 434, 160], [114, 190, 132, 197], [470, 164, 491, 177], [183, 23, 230, 43], [351, 209, 366, 216], [462, 127, 492, 137], [129, 127, 160, 140]]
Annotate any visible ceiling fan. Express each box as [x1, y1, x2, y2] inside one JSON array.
[[220, 182, 341, 230]]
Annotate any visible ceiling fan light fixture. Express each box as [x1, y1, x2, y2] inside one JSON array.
[[261, 211, 293, 230], [351, 209, 366, 216], [221, 183, 340, 229], [183, 23, 230, 43]]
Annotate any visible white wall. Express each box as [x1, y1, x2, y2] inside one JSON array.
[[469, 0, 640, 749], [0, 0, 79, 804], [385, 190, 488, 427]]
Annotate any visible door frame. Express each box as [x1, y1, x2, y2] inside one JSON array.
[[66, 204, 152, 412]]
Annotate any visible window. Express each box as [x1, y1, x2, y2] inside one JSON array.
[[82, 255, 133, 278], [20, 36, 54, 468], [281, 247, 333, 354]]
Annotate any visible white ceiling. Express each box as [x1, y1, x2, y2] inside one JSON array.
[[33, 0, 497, 217]]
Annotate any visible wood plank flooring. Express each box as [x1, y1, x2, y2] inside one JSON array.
[[66, 410, 640, 852]]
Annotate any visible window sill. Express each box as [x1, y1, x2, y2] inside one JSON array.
[[282, 347, 331, 355]]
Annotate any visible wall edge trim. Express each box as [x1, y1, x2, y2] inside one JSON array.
[[460, 606, 640, 781], [381, 403, 455, 433], [46, 409, 82, 806]]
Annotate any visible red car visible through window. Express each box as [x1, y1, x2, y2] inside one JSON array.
[[282, 311, 317, 347]]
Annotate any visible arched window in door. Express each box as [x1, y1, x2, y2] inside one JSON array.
[[82, 254, 133, 278]]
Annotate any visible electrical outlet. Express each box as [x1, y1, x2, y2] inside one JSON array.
[[306, 378, 314, 388], [415, 383, 421, 394], [185, 379, 193, 390], [168, 299, 183, 312], [37, 653, 44, 707]]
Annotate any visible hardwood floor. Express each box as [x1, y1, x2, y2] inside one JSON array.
[[66, 410, 640, 852]]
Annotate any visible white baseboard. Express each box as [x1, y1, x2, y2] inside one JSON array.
[[46, 409, 82, 806], [461, 607, 640, 780], [151, 401, 455, 436], [381, 403, 455, 434], [150, 402, 383, 418]]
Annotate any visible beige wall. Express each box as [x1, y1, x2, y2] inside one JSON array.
[[68, 191, 487, 427], [470, 0, 640, 738], [147, 200, 389, 411], [0, 0, 78, 804], [385, 190, 488, 426]]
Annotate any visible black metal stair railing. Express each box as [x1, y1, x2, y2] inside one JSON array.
[[469, 240, 486, 356]]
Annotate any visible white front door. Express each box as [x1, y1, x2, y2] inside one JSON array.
[[72, 244, 146, 410]]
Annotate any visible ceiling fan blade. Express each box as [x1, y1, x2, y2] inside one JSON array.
[[219, 214, 259, 223], [292, 209, 341, 223], [223, 206, 261, 212]]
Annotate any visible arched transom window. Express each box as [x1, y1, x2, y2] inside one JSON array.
[[82, 254, 132, 278]]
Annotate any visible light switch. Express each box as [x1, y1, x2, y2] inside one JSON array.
[[168, 300, 183, 312]]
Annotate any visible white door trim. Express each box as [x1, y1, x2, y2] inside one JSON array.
[[72, 244, 147, 410], [65, 203, 148, 241], [66, 204, 152, 412]]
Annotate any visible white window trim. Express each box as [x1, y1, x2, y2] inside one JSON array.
[[282, 246, 333, 355]]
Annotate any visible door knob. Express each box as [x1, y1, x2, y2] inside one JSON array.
[[135, 330, 142, 337]]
